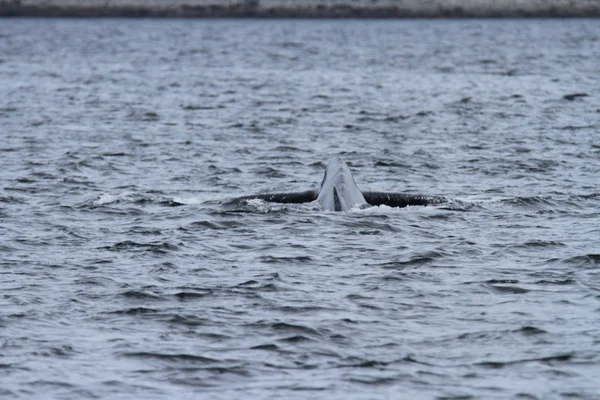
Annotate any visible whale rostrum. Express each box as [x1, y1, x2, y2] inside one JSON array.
[[235, 157, 446, 211]]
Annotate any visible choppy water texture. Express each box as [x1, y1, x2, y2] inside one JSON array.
[[1, 18, 600, 399]]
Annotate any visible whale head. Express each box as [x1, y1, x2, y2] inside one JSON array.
[[317, 157, 367, 211]]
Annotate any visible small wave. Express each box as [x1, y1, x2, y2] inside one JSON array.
[[475, 353, 572, 369], [168, 314, 210, 327], [486, 279, 520, 284], [515, 240, 566, 248], [234, 280, 279, 292], [278, 335, 315, 343], [108, 307, 160, 316], [484, 284, 530, 294], [501, 196, 557, 208], [82, 192, 185, 208], [100, 241, 179, 254], [90, 192, 122, 206], [101, 152, 131, 157], [181, 104, 225, 110], [247, 321, 320, 338], [172, 290, 213, 301], [33, 345, 77, 358], [563, 93, 588, 101], [119, 290, 163, 301], [571, 192, 600, 200], [376, 250, 448, 269], [251, 166, 287, 178], [561, 254, 600, 267], [535, 278, 576, 285], [121, 352, 218, 364], [222, 198, 291, 214], [187, 220, 243, 230], [0, 195, 27, 204], [250, 344, 280, 351], [374, 160, 411, 168], [517, 158, 559, 173], [260, 255, 313, 264], [516, 326, 547, 336]]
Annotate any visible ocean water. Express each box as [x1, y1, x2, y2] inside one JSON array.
[[1, 18, 599, 399]]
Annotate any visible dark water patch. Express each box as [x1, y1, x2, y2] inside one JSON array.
[[122, 352, 218, 364], [245, 322, 321, 338], [516, 240, 566, 248], [251, 344, 280, 351], [340, 359, 390, 368], [535, 278, 576, 285], [33, 345, 77, 358], [172, 290, 213, 301], [251, 166, 287, 178], [376, 250, 447, 269], [501, 196, 556, 208], [154, 199, 186, 207], [0, 244, 17, 254], [108, 307, 160, 316], [275, 305, 331, 314], [62, 176, 94, 186], [563, 93, 588, 101], [374, 160, 411, 169], [571, 193, 600, 200], [101, 152, 131, 157], [187, 220, 243, 230], [181, 104, 225, 111], [278, 335, 314, 343], [436, 395, 474, 400], [561, 254, 600, 267], [100, 241, 179, 254], [128, 226, 162, 236], [359, 229, 381, 235], [517, 159, 559, 173], [128, 110, 160, 122], [345, 294, 373, 301], [15, 177, 39, 184], [476, 353, 573, 369], [4, 185, 47, 194], [260, 255, 313, 264], [560, 124, 596, 131], [168, 314, 210, 327], [0, 107, 18, 114], [346, 375, 399, 385], [517, 326, 547, 336], [485, 279, 520, 284], [270, 145, 310, 153], [342, 220, 398, 233], [485, 284, 530, 294], [0, 195, 27, 204], [119, 290, 163, 301], [29, 380, 76, 389], [234, 280, 279, 292], [73, 276, 117, 287]]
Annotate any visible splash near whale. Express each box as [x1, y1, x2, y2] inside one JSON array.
[[235, 157, 446, 211]]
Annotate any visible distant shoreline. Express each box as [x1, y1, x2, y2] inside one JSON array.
[[2, 1, 600, 18]]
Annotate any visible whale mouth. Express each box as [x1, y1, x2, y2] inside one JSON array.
[[316, 157, 367, 211]]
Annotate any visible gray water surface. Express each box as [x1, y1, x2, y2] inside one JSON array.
[[1, 18, 600, 399]]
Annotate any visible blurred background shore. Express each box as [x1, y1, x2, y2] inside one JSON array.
[[1, 0, 600, 18]]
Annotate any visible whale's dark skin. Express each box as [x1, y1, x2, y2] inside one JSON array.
[[234, 157, 446, 211]]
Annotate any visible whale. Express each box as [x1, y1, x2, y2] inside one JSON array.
[[234, 157, 446, 211]]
